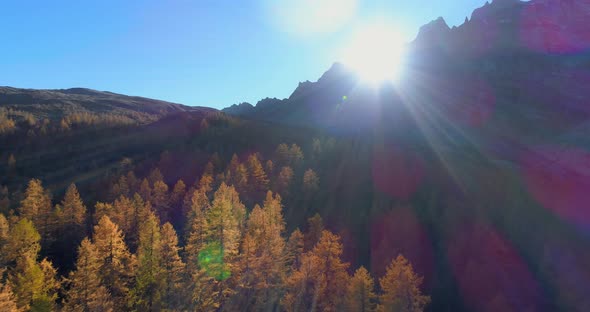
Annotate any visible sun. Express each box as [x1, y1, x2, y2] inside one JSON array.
[[340, 22, 407, 84]]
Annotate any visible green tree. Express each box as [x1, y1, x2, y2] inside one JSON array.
[[377, 255, 430, 312], [9, 257, 59, 312], [204, 183, 246, 306], [130, 211, 164, 311], [2, 218, 41, 265]]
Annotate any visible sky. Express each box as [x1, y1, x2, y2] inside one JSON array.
[[0, 0, 492, 109]]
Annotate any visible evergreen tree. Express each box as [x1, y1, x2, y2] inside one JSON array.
[[276, 166, 294, 197], [170, 180, 186, 227], [184, 189, 216, 310], [2, 218, 41, 265], [19, 179, 54, 245], [283, 230, 349, 312], [303, 169, 320, 196], [286, 228, 304, 270], [233, 192, 287, 310], [203, 161, 215, 177], [63, 238, 114, 312], [275, 144, 290, 167], [139, 179, 152, 203], [151, 180, 170, 222], [9, 257, 59, 311], [289, 144, 305, 167], [377, 255, 430, 312], [126, 171, 139, 195], [346, 266, 376, 312], [130, 211, 164, 311], [204, 183, 246, 307], [92, 216, 136, 310], [304, 213, 324, 251], [60, 184, 87, 230], [0, 214, 9, 256], [265, 160, 274, 179], [147, 168, 164, 187], [160, 223, 185, 311], [0, 275, 18, 312], [197, 175, 213, 198], [246, 154, 269, 201], [111, 175, 130, 200]]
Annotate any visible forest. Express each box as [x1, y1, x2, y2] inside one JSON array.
[[0, 147, 430, 311]]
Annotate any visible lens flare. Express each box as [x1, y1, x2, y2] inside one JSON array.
[[340, 22, 407, 84]]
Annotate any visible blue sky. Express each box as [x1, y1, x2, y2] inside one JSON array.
[[0, 0, 491, 108]]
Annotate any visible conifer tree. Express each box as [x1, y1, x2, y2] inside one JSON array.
[[0, 274, 18, 312], [170, 180, 186, 226], [234, 192, 287, 310], [286, 228, 304, 270], [303, 169, 320, 196], [289, 144, 305, 167], [60, 184, 87, 230], [160, 223, 185, 311], [204, 183, 246, 306], [304, 213, 324, 251], [0, 187, 10, 216], [234, 164, 249, 196], [346, 266, 376, 312], [377, 255, 430, 312], [139, 179, 152, 203], [184, 188, 217, 310], [246, 154, 269, 201], [92, 216, 136, 310], [197, 175, 213, 198], [126, 171, 139, 195], [283, 230, 349, 312], [276, 166, 294, 197], [275, 144, 290, 167], [111, 175, 130, 200], [148, 168, 164, 186], [203, 161, 215, 177], [151, 180, 170, 222], [265, 160, 274, 179], [19, 179, 54, 245], [2, 218, 41, 265], [9, 257, 59, 311], [63, 238, 114, 312], [0, 214, 9, 254], [130, 211, 164, 311]]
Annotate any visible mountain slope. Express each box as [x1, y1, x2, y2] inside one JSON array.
[[0, 86, 215, 123]]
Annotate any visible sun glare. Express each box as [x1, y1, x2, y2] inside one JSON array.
[[341, 22, 407, 84]]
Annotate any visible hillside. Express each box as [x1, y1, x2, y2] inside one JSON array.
[[1, 0, 590, 311], [0, 86, 214, 124]]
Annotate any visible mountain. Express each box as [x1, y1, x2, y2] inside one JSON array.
[[0, 86, 215, 123], [224, 0, 590, 128], [2, 0, 590, 310]]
